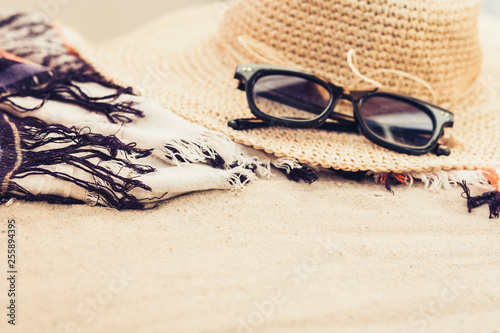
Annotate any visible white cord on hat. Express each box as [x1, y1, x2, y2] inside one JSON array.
[[347, 49, 438, 103], [346, 49, 384, 89]]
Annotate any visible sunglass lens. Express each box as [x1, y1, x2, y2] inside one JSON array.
[[253, 75, 331, 121], [359, 95, 435, 148]]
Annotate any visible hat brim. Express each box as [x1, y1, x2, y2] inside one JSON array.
[[69, 2, 500, 173]]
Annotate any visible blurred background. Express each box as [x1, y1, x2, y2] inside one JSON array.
[[0, 0, 499, 43], [483, 0, 500, 17], [0, 0, 215, 42]]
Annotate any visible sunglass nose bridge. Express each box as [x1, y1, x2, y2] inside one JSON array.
[[434, 144, 451, 156], [346, 89, 378, 102]]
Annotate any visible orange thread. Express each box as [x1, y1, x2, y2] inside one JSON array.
[[481, 168, 500, 191], [0, 49, 28, 64], [380, 173, 387, 185], [393, 173, 408, 184], [52, 22, 78, 56]]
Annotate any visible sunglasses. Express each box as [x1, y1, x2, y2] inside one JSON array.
[[229, 64, 454, 156]]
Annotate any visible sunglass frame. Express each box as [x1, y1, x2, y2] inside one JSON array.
[[233, 64, 454, 156]]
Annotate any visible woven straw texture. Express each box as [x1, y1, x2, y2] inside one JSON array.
[[71, 0, 500, 173]]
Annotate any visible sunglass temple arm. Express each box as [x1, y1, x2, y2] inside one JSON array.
[[228, 117, 358, 132]]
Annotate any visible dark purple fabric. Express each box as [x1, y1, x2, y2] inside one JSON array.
[[0, 113, 16, 182], [0, 57, 54, 97], [0, 56, 144, 123], [0, 11, 144, 122]]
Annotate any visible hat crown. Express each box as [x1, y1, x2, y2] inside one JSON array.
[[219, 0, 483, 105]]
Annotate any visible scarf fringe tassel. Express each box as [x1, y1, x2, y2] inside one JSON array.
[[0, 67, 144, 123], [162, 130, 272, 178], [375, 169, 500, 219], [2, 116, 155, 209]]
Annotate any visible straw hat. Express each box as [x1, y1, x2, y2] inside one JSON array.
[[70, 0, 500, 173]]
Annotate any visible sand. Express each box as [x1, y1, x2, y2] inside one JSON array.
[[1, 171, 500, 333], [1, 1, 500, 332]]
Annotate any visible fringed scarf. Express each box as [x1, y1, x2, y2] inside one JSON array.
[[0, 11, 278, 209]]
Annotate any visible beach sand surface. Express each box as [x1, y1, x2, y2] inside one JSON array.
[[1, 172, 500, 333]]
